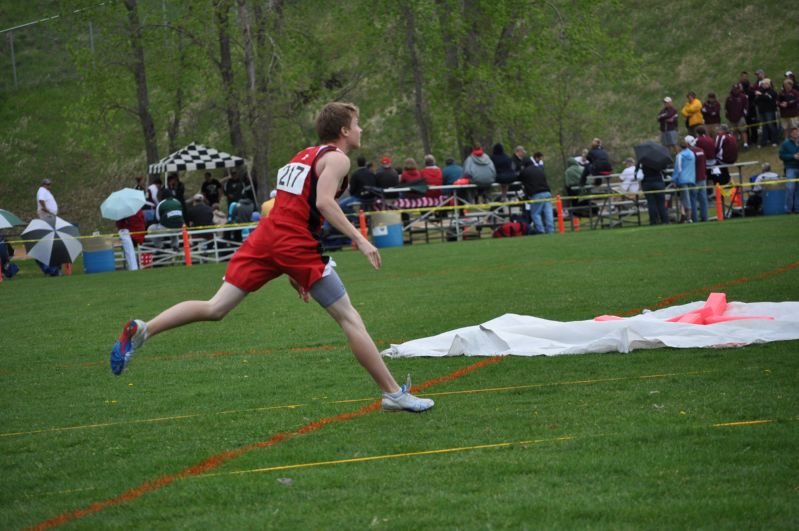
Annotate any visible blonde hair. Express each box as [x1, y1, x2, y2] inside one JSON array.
[[316, 102, 359, 143]]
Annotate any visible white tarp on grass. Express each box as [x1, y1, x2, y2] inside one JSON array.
[[381, 300, 799, 358]]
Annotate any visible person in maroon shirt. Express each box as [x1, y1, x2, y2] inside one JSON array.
[[725, 84, 749, 148]]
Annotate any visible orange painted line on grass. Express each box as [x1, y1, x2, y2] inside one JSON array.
[[27, 357, 501, 531], [621, 261, 799, 316]]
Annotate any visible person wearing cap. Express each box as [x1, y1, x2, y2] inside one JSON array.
[[785, 71, 797, 88], [681, 91, 704, 136], [685, 135, 708, 222], [375, 156, 399, 189], [725, 84, 749, 149], [463, 143, 497, 202], [778, 78, 799, 139], [658, 97, 679, 153], [36, 179, 58, 222]]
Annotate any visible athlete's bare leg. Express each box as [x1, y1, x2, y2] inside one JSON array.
[[323, 294, 401, 394], [145, 281, 248, 339]]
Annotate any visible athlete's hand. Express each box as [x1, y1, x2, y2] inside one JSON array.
[[288, 277, 310, 303], [357, 238, 382, 270]]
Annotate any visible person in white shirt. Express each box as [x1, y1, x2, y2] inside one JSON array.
[[617, 158, 643, 194], [36, 178, 58, 221]]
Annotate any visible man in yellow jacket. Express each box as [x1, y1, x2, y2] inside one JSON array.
[[681, 91, 704, 135]]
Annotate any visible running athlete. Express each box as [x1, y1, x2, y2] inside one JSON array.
[[109, 102, 433, 413]]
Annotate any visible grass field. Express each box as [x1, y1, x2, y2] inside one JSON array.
[[1, 216, 798, 529]]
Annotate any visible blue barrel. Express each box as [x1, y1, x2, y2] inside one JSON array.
[[83, 249, 116, 274], [762, 188, 786, 216], [371, 212, 404, 248]]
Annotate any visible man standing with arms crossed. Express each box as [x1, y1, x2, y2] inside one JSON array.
[[109, 102, 434, 413]]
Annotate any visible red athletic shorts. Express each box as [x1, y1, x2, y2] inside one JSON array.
[[224, 217, 328, 292]]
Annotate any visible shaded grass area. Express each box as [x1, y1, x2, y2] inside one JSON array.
[[1, 216, 798, 528]]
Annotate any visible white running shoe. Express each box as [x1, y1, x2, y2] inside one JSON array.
[[382, 375, 435, 412]]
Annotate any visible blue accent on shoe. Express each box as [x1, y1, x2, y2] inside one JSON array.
[[110, 340, 129, 375]]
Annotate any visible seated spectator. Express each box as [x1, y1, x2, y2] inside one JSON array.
[[400, 158, 422, 185], [212, 203, 228, 226], [532, 152, 545, 169], [580, 138, 613, 187], [153, 189, 185, 249], [463, 143, 496, 202], [375, 156, 399, 189], [617, 158, 643, 195], [564, 157, 585, 198], [701, 92, 721, 137], [186, 193, 214, 228], [420, 154, 443, 198], [442, 157, 464, 186], [155, 189, 185, 229], [746, 163, 781, 215], [343, 156, 377, 210], [490, 143, 516, 201]]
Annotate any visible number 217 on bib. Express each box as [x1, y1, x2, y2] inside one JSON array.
[[276, 162, 311, 195]]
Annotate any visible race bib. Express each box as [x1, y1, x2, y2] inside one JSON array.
[[276, 162, 311, 195]]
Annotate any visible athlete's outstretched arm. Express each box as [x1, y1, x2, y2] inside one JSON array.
[[316, 152, 381, 270]]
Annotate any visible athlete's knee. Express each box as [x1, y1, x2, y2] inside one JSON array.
[[205, 301, 230, 321]]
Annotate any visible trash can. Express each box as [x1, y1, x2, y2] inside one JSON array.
[[82, 236, 116, 274], [371, 212, 403, 248], [762, 188, 786, 216]]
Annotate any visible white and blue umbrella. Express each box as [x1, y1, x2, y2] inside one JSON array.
[[100, 188, 146, 221], [21, 216, 82, 266]]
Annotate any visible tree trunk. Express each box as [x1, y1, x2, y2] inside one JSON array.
[[123, 0, 159, 167], [215, 0, 248, 159], [434, 0, 466, 156], [167, 32, 187, 153], [401, 2, 431, 155]]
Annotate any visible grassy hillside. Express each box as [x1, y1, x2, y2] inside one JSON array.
[[0, 0, 795, 233]]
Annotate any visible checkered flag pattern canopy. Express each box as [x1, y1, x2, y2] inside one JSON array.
[[148, 143, 245, 174]]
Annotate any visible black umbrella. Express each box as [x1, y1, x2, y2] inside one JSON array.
[[634, 141, 673, 171], [21, 216, 83, 266]]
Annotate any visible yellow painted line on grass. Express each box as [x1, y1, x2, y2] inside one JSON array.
[[0, 370, 717, 438], [712, 419, 775, 427], [198, 435, 577, 478], [0, 404, 303, 438]]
